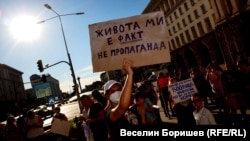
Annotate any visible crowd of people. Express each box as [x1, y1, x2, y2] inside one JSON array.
[[1, 58, 250, 141]]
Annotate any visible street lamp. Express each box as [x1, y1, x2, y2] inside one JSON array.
[[40, 4, 84, 112]]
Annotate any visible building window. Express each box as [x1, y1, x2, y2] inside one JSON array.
[[184, 2, 189, 10], [191, 26, 198, 39], [201, 4, 207, 14], [179, 7, 183, 15], [175, 36, 181, 47], [171, 39, 176, 49], [197, 22, 205, 35], [191, 0, 195, 6], [173, 26, 177, 33], [204, 17, 213, 31], [182, 19, 187, 27], [166, 19, 169, 26], [188, 14, 193, 22], [169, 15, 173, 23], [168, 29, 172, 36], [180, 33, 186, 44], [174, 12, 178, 19], [177, 23, 181, 30], [185, 30, 192, 42], [194, 10, 199, 18]]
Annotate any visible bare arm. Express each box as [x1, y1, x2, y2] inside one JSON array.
[[110, 58, 133, 122]]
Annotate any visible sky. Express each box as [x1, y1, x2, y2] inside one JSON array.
[[0, 0, 150, 93]]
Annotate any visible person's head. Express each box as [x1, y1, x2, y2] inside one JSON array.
[[169, 77, 180, 85], [80, 95, 93, 108], [27, 110, 35, 119], [92, 89, 105, 101], [54, 107, 61, 114], [138, 81, 152, 94], [6, 116, 16, 125], [133, 91, 146, 105], [237, 59, 249, 73], [191, 93, 204, 111], [157, 72, 165, 79], [104, 80, 122, 105]]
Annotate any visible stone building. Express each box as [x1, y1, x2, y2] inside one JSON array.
[[0, 64, 25, 120], [142, 0, 250, 71], [30, 74, 62, 104]]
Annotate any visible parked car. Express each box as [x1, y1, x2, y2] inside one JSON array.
[[33, 105, 53, 119]]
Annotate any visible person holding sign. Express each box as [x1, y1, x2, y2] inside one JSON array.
[[104, 58, 134, 141], [169, 77, 196, 126]]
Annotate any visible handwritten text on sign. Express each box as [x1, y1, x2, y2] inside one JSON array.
[[168, 78, 198, 103], [89, 11, 170, 72]]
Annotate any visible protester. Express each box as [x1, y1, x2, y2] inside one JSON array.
[[52, 107, 68, 122], [156, 72, 174, 119], [190, 67, 214, 107], [169, 77, 196, 126], [235, 59, 250, 124], [139, 80, 158, 105], [24, 110, 44, 141], [3, 115, 22, 141], [104, 58, 134, 141], [80, 95, 109, 141], [129, 91, 158, 125], [222, 60, 247, 124], [191, 93, 217, 125], [92, 89, 110, 112], [205, 63, 228, 114], [17, 108, 28, 141]]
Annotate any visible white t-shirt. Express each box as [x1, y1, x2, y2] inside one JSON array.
[[193, 107, 217, 125], [26, 115, 44, 138]]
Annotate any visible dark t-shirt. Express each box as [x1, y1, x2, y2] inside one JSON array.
[[175, 100, 196, 126], [105, 109, 130, 141], [89, 103, 109, 141]]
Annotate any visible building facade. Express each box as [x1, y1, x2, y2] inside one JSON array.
[[143, 0, 250, 71], [30, 74, 62, 103], [0, 64, 25, 120]]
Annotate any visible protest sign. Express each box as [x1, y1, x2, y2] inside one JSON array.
[[50, 118, 71, 137], [89, 11, 170, 72], [168, 78, 198, 103]]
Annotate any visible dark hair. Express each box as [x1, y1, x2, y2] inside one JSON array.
[[27, 110, 34, 118], [92, 89, 107, 107], [170, 77, 180, 83], [55, 107, 61, 111], [80, 95, 91, 101], [192, 93, 203, 101], [6, 116, 15, 125], [133, 91, 146, 101]]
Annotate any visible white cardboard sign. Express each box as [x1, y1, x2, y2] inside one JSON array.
[[50, 118, 71, 137], [89, 11, 170, 72], [168, 78, 198, 103]]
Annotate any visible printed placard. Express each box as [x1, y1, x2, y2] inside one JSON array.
[[168, 78, 198, 103], [89, 11, 170, 72]]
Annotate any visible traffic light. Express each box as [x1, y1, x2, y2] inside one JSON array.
[[41, 74, 47, 82], [37, 60, 44, 72]]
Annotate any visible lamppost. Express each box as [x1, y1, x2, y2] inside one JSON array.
[[39, 4, 84, 112]]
